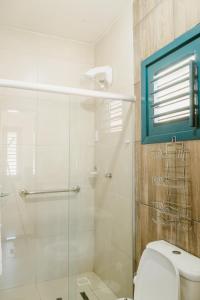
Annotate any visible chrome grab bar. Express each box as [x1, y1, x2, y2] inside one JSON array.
[[19, 185, 80, 197]]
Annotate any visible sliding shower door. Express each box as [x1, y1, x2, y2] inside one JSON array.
[[0, 90, 74, 300], [68, 96, 134, 300], [68, 96, 96, 300]]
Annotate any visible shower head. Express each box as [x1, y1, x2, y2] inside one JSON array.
[[84, 66, 112, 88]]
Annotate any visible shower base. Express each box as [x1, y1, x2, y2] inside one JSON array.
[[0, 272, 117, 300]]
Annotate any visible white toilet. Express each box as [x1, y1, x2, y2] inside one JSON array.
[[134, 240, 200, 300]]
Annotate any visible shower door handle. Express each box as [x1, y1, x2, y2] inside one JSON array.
[[19, 185, 81, 197]]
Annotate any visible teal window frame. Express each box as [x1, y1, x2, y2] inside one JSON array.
[[141, 24, 200, 144]]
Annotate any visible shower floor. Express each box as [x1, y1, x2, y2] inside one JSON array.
[[0, 272, 117, 300]]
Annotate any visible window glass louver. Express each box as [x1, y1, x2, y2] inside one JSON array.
[[152, 55, 198, 126]]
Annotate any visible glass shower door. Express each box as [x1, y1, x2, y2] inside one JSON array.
[[68, 96, 134, 300], [0, 90, 74, 300], [68, 95, 96, 300]]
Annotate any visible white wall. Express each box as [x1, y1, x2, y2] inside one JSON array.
[[95, 1, 134, 95], [94, 0, 134, 298], [0, 27, 96, 289]]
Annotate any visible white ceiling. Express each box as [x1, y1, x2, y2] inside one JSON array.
[[0, 0, 130, 43]]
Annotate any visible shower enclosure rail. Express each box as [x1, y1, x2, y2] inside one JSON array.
[[19, 185, 81, 197], [0, 79, 135, 102]]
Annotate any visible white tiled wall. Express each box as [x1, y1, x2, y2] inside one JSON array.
[[0, 27, 95, 289], [94, 1, 134, 298]]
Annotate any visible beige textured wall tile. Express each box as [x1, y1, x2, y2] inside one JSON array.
[[135, 143, 149, 205], [133, 25, 142, 83], [176, 220, 200, 257], [133, 0, 174, 83], [133, 0, 160, 26], [185, 141, 200, 222], [134, 0, 200, 262], [140, 0, 174, 58], [135, 82, 141, 141], [136, 143, 168, 205], [136, 203, 177, 265], [136, 140, 200, 259], [189, 221, 200, 257], [174, 0, 200, 37]]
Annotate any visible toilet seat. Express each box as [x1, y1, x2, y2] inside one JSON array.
[[134, 248, 180, 300]]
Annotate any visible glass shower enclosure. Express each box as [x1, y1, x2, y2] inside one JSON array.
[[0, 85, 134, 300]]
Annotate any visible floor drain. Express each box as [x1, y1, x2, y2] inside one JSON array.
[[80, 292, 90, 300]]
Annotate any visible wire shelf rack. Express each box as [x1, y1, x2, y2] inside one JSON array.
[[150, 142, 192, 231]]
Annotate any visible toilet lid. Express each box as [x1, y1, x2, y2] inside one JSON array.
[[134, 248, 180, 300]]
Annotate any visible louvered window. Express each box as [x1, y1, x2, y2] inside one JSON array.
[[109, 101, 123, 133], [7, 132, 17, 176], [141, 24, 200, 144], [152, 55, 197, 125]]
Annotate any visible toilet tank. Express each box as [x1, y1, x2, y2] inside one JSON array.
[[147, 241, 200, 300]]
